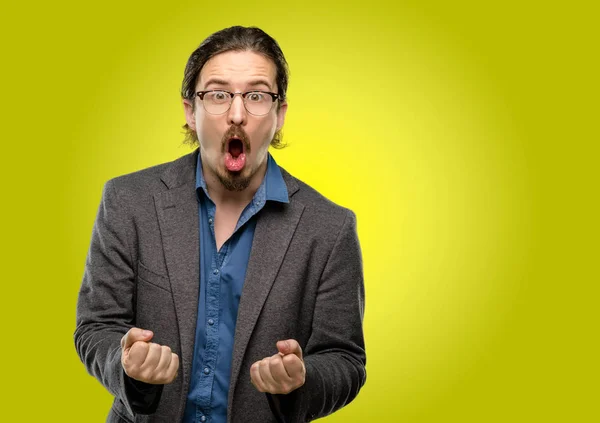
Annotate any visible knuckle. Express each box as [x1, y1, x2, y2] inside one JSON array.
[[138, 370, 151, 383], [147, 369, 160, 382], [154, 372, 165, 383], [121, 363, 132, 376], [122, 359, 138, 374], [283, 354, 298, 367], [132, 341, 148, 353], [124, 360, 136, 371]]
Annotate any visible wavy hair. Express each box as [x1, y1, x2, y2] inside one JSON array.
[[181, 26, 289, 148]]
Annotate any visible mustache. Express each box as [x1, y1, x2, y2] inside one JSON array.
[[221, 126, 251, 153]]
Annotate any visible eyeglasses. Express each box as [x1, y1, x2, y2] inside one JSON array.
[[196, 90, 281, 116]]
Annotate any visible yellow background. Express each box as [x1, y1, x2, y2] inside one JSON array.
[[1, 0, 597, 421]]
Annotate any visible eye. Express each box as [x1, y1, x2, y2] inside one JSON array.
[[246, 92, 264, 102], [210, 91, 229, 102]]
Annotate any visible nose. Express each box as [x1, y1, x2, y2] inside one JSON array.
[[227, 93, 247, 126]]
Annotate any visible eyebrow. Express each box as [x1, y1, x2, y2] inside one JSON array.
[[203, 78, 229, 88], [203, 78, 273, 91], [247, 80, 273, 90]]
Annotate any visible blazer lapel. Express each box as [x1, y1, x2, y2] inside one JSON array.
[[154, 151, 200, 415], [228, 191, 304, 407], [154, 156, 302, 419]]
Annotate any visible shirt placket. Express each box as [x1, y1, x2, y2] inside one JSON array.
[[196, 204, 229, 421]]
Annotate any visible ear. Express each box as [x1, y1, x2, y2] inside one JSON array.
[[276, 101, 288, 132], [183, 98, 196, 130]]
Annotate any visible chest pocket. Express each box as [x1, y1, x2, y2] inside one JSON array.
[[136, 260, 171, 292]]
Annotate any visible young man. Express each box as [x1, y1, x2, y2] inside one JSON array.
[[75, 26, 366, 423]]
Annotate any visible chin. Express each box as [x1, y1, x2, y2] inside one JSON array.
[[218, 167, 253, 192]]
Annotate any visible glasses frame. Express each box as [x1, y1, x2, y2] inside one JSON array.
[[196, 90, 281, 116]]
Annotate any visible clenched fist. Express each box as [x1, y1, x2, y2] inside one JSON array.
[[250, 339, 306, 394], [120, 328, 179, 384]]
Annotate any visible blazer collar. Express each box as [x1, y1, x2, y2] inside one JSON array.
[[160, 148, 300, 199], [159, 149, 198, 190]]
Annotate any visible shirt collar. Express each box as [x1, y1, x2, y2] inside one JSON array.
[[195, 151, 289, 204]]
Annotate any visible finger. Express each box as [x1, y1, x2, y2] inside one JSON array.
[[250, 361, 266, 392], [269, 353, 293, 385], [125, 340, 150, 367], [282, 354, 305, 382], [140, 342, 163, 373], [154, 345, 173, 375], [258, 357, 278, 391], [164, 353, 180, 383], [121, 327, 154, 350], [276, 339, 302, 360]]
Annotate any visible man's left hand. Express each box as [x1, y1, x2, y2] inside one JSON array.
[[250, 339, 306, 394]]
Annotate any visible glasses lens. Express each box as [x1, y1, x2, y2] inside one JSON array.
[[201, 91, 276, 115], [244, 92, 274, 116], [203, 91, 231, 114]]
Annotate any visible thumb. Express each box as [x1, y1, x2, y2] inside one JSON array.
[[276, 339, 303, 360], [121, 327, 153, 350]]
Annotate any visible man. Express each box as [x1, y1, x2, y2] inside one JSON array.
[[75, 26, 366, 423]]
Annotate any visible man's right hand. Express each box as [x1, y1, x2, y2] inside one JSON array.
[[120, 328, 179, 384]]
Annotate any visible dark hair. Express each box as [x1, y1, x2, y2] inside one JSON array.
[[181, 26, 289, 148]]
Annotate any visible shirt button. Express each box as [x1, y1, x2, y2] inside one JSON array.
[[200, 416, 206, 422], [213, 269, 219, 275], [203, 367, 210, 375], [208, 218, 213, 224], [208, 319, 215, 325]]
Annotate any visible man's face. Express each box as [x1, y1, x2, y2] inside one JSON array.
[[183, 50, 287, 192]]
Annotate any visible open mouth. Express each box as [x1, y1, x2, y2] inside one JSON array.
[[228, 138, 244, 158], [224, 137, 247, 172]]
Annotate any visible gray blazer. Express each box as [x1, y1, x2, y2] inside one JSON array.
[[75, 150, 366, 423]]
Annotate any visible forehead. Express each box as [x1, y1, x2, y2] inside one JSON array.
[[198, 50, 276, 90]]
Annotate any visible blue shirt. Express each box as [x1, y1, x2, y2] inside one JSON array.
[[183, 153, 289, 423]]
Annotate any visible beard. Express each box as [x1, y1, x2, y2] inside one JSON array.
[[216, 125, 254, 191], [201, 126, 282, 192], [216, 169, 252, 192]]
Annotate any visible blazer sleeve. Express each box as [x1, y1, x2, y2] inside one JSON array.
[[74, 179, 163, 416], [268, 210, 367, 422]]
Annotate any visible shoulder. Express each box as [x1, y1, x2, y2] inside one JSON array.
[[280, 167, 357, 233], [102, 150, 197, 212], [105, 150, 197, 201]]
